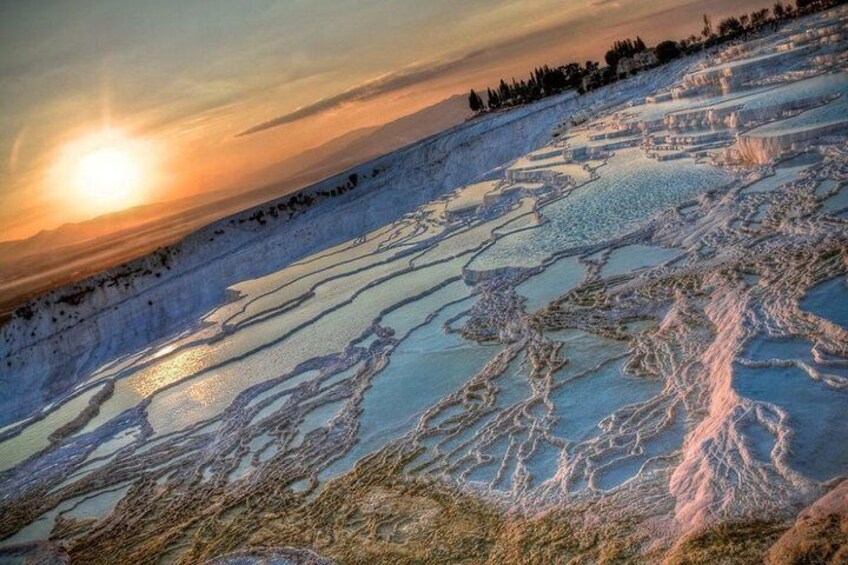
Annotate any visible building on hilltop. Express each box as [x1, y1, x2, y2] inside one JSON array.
[[617, 51, 659, 77]]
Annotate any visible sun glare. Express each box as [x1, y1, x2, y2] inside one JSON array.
[[75, 146, 140, 205], [52, 128, 157, 215]]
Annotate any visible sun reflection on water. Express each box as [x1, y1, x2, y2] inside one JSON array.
[[127, 347, 207, 398]]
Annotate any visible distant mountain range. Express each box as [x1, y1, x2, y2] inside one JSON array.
[[244, 93, 471, 188]]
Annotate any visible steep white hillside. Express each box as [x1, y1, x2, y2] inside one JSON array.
[[0, 59, 693, 424]]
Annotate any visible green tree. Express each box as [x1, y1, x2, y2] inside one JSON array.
[[486, 88, 501, 110], [702, 14, 713, 39], [654, 40, 681, 64], [468, 89, 484, 113], [750, 8, 770, 28], [718, 16, 743, 37]]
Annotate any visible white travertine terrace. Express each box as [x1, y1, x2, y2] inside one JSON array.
[[1, 6, 847, 563]]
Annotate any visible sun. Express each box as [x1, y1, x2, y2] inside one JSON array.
[[75, 146, 141, 206], [52, 128, 156, 215]]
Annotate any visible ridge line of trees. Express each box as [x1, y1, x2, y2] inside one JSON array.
[[468, 0, 846, 114]]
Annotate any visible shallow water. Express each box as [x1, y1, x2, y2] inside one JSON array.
[[601, 244, 680, 278], [551, 358, 661, 442], [741, 153, 820, 194], [733, 364, 848, 481], [0, 383, 107, 472], [471, 150, 730, 270], [750, 93, 848, 136], [801, 276, 848, 330], [820, 184, 848, 214], [515, 256, 585, 311], [592, 408, 686, 491], [318, 300, 498, 481]]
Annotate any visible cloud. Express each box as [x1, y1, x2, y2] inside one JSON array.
[[237, 0, 721, 137], [235, 52, 489, 137], [235, 3, 633, 138]]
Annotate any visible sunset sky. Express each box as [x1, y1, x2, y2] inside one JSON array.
[[1, 0, 773, 241]]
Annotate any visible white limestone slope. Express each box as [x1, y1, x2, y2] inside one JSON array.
[[0, 58, 694, 426], [1, 7, 848, 560]]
